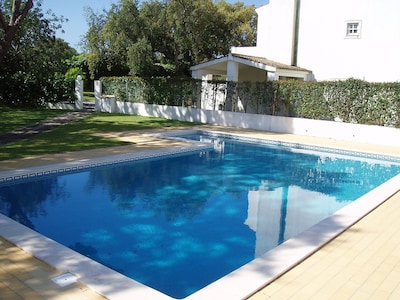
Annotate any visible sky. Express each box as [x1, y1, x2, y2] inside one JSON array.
[[40, 0, 268, 52]]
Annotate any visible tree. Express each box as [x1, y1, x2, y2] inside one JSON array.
[[215, 0, 257, 50], [138, 0, 175, 75], [127, 37, 154, 76], [139, 0, 170, 57], [165, 0, 220, 73], [64, 53, 90, 84], [0, 0, 77, 106], [83, 7, 108, 79], [0, 0, 33, 64], [83, 0, 257, 78], [84, 0, 139, 78]]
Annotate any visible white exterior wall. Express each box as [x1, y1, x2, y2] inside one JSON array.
[[297, 0, 400, 82], [95, 97, 400, 147], [254, 0, 400, 82], [256, 0, 295, 64]]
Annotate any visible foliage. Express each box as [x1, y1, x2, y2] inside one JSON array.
[[236, 81, 275, 114], [83, 0, 257, 78], [321, 80, 400, 126], [83, 91, 95, 101], [0, 0, 33, 64], [64, 53, 89, 84], [0, 111, 198, 161], [101, 77, 400, 128], [215, 0, 257, 49], [257, 79, 400, 127], [64, 67, 85, 82], [102, 76, 203, 107], [127, 37, 154, 76], [0, 0, 77, 107]]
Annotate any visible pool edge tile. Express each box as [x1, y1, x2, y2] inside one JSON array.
[[1, 130, 400, 300]]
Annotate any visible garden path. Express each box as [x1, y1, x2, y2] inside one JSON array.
[[0, 111, 92, 146]]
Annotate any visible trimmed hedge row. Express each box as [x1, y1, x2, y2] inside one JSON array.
[[0, 72, 76, 107], [101, 77, 203, 107], [101, 77, 400, 127]]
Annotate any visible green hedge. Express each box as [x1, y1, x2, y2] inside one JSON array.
[[101, 77, 203, 107], [0, 72, 75, 107], [231, 79, 400, 127], [101, 77, 400, 127], [280, 79, 400, 127]]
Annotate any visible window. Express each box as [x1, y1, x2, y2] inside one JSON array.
[[347, 23, 359, 35], [346, 21, 362, 38]]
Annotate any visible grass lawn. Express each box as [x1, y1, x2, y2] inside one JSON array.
[[0, 106, 68, 134], [0, 110, 197, 161], [83, 91, 95, 101]]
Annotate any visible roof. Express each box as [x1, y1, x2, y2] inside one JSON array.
[[232, 54, 312, 72], [190, 53, 312, 74]]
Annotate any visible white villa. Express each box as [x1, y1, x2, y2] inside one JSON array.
[[191, 0, 400, 83]]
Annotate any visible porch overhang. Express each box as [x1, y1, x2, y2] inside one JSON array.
[[190, 53, 313, 81]]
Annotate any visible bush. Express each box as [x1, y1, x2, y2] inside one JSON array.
[[0, 71, 75, 107], [101, 76, 203, 107], [100, 76, 400, 127], [245, 78, 400, 127]]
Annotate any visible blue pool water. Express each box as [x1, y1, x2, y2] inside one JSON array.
[[1, 133, 400, 298]]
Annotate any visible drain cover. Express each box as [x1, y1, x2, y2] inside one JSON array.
[[51, 273, 78, 287]]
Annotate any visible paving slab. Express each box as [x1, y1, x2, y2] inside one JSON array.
[[1, 126, 400, 300]]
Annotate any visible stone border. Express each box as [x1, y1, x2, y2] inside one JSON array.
[[1, 133, 400, 299], [152, 129, 400, 162], [0, 143, 212, 183]]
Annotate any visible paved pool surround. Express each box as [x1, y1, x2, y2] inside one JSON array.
[[1, 127, 400, 299]]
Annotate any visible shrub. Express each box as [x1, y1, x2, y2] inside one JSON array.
[[100, 76, 400, 127]]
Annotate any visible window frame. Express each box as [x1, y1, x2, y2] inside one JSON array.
[[345, 20, 362, 39]]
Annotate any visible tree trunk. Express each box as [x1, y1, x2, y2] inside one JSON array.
[[0, 0, 33, 64]]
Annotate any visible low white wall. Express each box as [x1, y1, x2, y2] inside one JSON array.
[[47, 102, 75, 110], [95, 97, 116, 113], [96, 97, 400, 147]]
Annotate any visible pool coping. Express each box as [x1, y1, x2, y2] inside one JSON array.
[[0, 142, 213, 183], [1, 130, 400, 300]]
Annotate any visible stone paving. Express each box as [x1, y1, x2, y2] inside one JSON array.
[[0, 237, 106, 300], [248, 191, 400, 300], [1, 124, 400, 299]]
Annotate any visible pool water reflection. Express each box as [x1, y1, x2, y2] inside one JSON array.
[[1, 135, 399, 298]]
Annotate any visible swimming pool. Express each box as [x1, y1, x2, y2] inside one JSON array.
[[1, 130, 400, 299]]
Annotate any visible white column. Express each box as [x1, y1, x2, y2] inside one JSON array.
[[227, 54, 239, 82], [75, 75, 84, 110], [94, 80, 102, 100], [94, 80, 102, 111]]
